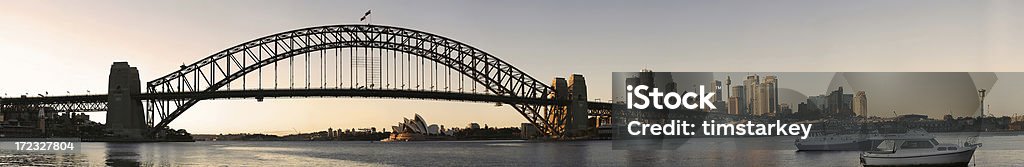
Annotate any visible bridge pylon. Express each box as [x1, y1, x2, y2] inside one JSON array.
[[545, 74, 588, 138], [106, 62, 148, 139]]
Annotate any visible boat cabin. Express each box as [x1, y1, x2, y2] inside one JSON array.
[[869, 138, 961, 154]]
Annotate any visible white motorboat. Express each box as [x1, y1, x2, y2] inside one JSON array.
[[859, 135, 980, 166]]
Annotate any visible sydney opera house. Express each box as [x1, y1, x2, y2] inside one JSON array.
[[384, 114, 449, 141]]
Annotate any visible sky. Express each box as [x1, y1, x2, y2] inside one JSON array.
[[2, 0, 1024, 135]]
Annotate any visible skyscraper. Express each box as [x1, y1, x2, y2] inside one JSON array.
[[763, 75, 779, 115], [740, 74, 780, 116], [755, 84, 770, 116], [853, 91, 868, 117], [743, 75, 759, 115], [711, 80, 723, 102], [731, 85, 747, 115], [825, 87, 853, 116], [703, 80, 726, 113], [728, 97, 741, 115]]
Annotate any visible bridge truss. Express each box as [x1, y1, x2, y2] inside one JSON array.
[[145, 24, 563, 136], [0, 24, 618, 138]]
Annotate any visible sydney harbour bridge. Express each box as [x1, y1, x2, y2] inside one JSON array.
[[0, 24, 613, 139]]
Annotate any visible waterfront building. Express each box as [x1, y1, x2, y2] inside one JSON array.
[[797, 102, 816, 116], [807, 95, 827, 110], [779, 103, 792, 116], [740, 74, 781, 116], [763, 75, 779, 115], [728, 97, 742, 115], [755, 83, 770, 116], [730, 85, 746, 115], [711, 80, 723, 102], [822, 87, 855, 116], [390, 114, 441, 135], [521, 123, 539, 139], [853, 91, 868, 117], [705, 80, 726, 113], [743, 75, 759, 115], [383, 114, 452, 142], [427, 125, 440, 134]]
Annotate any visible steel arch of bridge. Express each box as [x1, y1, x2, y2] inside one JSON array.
[[146, 24, 561, 136]]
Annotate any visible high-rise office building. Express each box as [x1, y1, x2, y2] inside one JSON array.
[[740, 74, 780, 116], [711, 80, 723, 102], [826, 87, 853, 116], [763, 75, 779, 115], [731, 85, 746, 115], [853, 91, 868, 117], [728, 96, 742, 115], [743, 75, 759, 115], [702, 80, 724, 113], [755, 84, 770, 115]]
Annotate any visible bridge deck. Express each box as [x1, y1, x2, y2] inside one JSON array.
[[2, 89, 616, 110]]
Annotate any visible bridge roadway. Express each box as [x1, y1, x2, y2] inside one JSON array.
[[0, 89, 615, 113]]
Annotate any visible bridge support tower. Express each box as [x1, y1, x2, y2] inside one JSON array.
[[107, 62, 147, 139], [547, 74, 588, 138]]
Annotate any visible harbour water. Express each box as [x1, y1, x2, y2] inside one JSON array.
[[2, 132, 1023, 166]]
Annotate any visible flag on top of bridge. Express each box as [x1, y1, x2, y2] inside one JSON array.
[[360, 10, 371, 22]]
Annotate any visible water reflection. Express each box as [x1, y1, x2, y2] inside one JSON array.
[[2, 135, 1022, 166], [104, 143, 141, 166], [549, 142, 587, 166]]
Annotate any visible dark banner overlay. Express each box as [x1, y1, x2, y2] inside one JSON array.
[[0, 138, 81, 154], [611, 72, 1016, 150]]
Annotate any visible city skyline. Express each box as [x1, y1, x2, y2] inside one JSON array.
[[616, 72, 1024, 119], [4, 0, 1024, 135], [712, 72, 1024, 119]]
